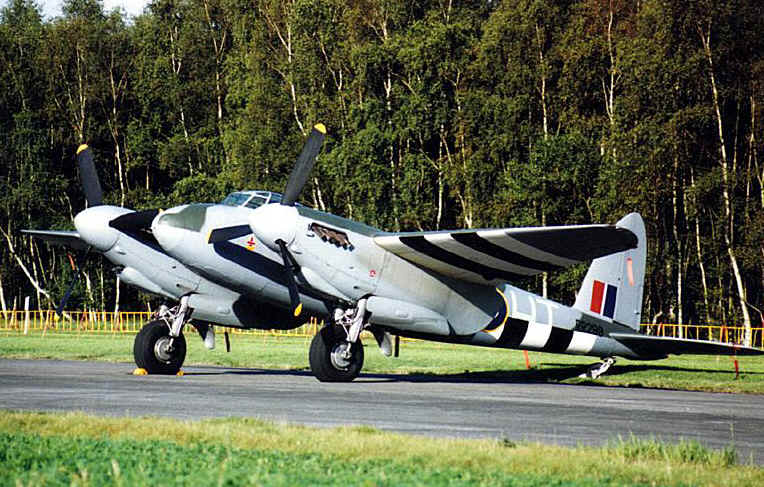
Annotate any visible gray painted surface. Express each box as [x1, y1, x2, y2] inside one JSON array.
[[1, 358, 762, 464]]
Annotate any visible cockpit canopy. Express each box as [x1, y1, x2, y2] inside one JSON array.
[[220, 191, 283, 209]]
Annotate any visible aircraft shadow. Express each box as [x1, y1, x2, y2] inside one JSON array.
[[179, 362, 759, 385]]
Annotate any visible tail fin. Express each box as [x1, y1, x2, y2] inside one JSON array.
[[573, 213, 646, 330]]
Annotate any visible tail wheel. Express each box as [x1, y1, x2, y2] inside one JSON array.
[[309, 325, 364, 382], [134, 320, 186, 375]]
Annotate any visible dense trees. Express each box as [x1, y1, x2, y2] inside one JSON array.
[[1, 0, 762, 339]]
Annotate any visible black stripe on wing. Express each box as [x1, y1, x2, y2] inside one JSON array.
[[398, 236, 525, 283], [451, 232, 561, 272]]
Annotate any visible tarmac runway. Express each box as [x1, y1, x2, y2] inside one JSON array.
[[1, 358, 762, 463]]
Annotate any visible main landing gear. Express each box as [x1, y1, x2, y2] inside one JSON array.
[[133, 296, 192, 375], [309, 299, 368, 382]]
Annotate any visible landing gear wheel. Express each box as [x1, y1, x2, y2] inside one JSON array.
[[309, 325, 364, 382], [134, 320, 186, 375]]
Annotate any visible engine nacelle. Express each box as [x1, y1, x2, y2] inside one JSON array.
[[365, 296, 450, 336]]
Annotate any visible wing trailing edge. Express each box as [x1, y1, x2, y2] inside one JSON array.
[[374, 224, 637, 285]]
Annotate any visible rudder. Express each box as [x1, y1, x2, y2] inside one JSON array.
[[573, 213, 646, 330]]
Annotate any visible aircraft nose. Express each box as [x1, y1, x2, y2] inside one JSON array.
[[74, 206, 124, 251]]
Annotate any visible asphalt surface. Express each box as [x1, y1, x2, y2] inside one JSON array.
[[1, 358, 763, 463]]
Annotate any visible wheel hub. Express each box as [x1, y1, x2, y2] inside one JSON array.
[[154, 336, 174, 363], [330, 342, 352, 370]]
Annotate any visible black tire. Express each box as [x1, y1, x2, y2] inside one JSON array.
[[309, 325, 364, 382], [133, 320, 186, 375]]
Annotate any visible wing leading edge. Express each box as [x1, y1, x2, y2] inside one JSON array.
[[374, 224, 638, 285]]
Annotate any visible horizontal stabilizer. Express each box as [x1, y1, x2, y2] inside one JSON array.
[[374, 224, 637, 285], [610, 332, 764, 358], [22, 230, 90, 251]]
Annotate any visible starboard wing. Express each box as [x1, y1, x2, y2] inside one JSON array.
[[22, 230, 90, 251], [610, 332, 764, 358], [373, 224, 638, 285]]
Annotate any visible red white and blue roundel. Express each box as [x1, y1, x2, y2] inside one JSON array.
[[590, 280, 618, 319]]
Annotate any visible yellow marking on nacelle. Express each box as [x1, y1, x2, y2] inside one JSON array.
[[483, 288, 510, 334], [76, 144, 89, 155]]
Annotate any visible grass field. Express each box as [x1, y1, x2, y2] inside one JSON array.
[[1, 411, 760, 486], [1, 330, 763, 393]]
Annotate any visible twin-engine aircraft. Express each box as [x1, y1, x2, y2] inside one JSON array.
[[27, 125, 762, 380]]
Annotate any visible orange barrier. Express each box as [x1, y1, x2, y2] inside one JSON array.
[[0, 310, 321, 337], [639, 323, 764, 349]]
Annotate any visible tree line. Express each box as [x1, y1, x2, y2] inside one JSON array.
[[1, 0, 762, 341]]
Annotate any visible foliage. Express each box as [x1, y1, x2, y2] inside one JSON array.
[[1, 412, 762, 486], [0, 0, 762, 330]]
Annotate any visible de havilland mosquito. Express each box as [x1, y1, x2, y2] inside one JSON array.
[[26, 124, 762, 381]]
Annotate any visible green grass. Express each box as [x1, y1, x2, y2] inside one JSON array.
[[1, 411, 761, 486], [2, 330, 764, 393]]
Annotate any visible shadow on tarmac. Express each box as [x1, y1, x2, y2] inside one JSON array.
[[176, 361, 760, 386]]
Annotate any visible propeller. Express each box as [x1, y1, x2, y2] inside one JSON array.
[[56, 145, 158, 315], [54, 145, 100, 316], [272, 123, 327, 317], [56, 247, 92, 316], [76, 144, 103, 207], [277, 239, 303, 317], [206, 124, 328, 317], [281, 123, 326, 206]]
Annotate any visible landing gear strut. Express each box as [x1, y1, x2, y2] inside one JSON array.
[[133, 296, 191, 374], [579, 357, 616, 379], [309, 299, 367, 382]]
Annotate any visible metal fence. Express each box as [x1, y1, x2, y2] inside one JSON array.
[[0, 310, 321, 337], [0, 309, 762, 349]]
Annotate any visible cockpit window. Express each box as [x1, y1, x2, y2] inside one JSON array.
[[221, 190, 286, 208], [221, 192, 251, 207], [245, 194, 270, 209]]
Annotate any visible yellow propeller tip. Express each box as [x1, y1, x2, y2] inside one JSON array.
[[314, 123, 326, 135], [76, 144, 89, 155], [294, 303, 303, 317], [206, 230, 212, 243]]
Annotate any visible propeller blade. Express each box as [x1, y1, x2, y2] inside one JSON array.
[[55, 246, 92, 316], [281, 123, 326, 206], [207, 224, 252, 244], [277, 239, 303, 317], [76, 145, 103, 207], [55, 273, 81, 317], [109, 209, 160, 232]]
